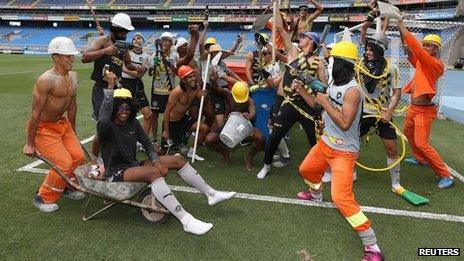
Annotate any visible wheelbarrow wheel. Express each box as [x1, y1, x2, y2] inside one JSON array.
[[139, 188, 170, 224]]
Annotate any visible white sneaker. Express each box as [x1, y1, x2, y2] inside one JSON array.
[[187, 148, 205, 161], [257, 165, 270, 179], [180, 213, 213, 235], [63, 188, 86, 200], [207, 191, 236, 206], [33, 194, 59, 213]]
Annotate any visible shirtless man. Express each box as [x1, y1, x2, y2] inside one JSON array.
[[23, 37, 86, 212], [397, 16, 454, 188], [291, 0, 324, 42], [81, 13, 141, 158], [161, 65, 210, 155]]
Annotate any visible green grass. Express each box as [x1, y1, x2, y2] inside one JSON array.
[[1, 55, 463, 260]]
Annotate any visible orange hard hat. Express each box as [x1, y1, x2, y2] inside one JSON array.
[[177, 65, 194, 79]]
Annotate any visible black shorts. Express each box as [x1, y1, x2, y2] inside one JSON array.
[[121, 78, 150, 109], [91, 81, 107, 121], [106, 161, 144, 182], [209, 92, 226, 115], [161, 115, 196, 150], [360, 115, 397, 140], [151, 94, 169, 113], [270, 95, 284, 126]]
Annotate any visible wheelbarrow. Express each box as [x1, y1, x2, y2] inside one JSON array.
[[34, 153, 171, 224]]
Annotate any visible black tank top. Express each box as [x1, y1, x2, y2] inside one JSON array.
[[251, 51, 263, 85], [90, 38, 126, 84], [283, 52, 319, 101]]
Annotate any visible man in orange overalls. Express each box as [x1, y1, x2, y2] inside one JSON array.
[[397, 16, 454, 188], [23, 37, 86, 212]]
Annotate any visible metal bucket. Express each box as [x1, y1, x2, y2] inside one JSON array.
[[219, 112, 253, 148], [74, 164, 147, 201]]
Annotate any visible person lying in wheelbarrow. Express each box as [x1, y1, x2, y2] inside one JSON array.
[[98, 72, 236, 235]]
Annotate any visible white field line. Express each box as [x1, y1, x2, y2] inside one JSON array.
[[17, 134, 464, 224], [0, 66, 93, 76], [170, 186, 464, 224]]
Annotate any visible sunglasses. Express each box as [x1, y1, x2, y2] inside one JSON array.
[[118, 104, 131, 113]]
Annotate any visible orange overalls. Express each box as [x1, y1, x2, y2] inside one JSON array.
[[402, 31, 450, 178], [34, 117, 85, 203]]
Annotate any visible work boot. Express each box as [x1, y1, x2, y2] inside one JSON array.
[[33, 194, 59, 213], [63, 188, 86, 200]]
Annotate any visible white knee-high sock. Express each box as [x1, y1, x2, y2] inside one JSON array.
[[277, 139, 290, 158], [387, 157, 401, 190], [150, 178, 187, 220], [178, 163, 214, 195]]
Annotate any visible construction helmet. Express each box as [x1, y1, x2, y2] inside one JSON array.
[[48, 37, 79, 55], [111, 13, 134, 31], [422, 34, 442, 48], [177, 65, 194, 79], [160, 32, 174, 43], [205, 37, 217, 47], [231, 81, 249, 103], [114, 88, 132, 99], [366, 33, 390, 51], [331, 41, 358, 63], [175, 37, 188, 50]]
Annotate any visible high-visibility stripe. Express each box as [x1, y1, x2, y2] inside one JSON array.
[[44, 183, 64, 192], [346, 211, 369, 228], [304, 179, 321, 190]]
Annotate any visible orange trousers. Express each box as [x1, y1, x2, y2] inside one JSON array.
[[404, 105, 450, 178], [34, 117, 84, 203], [299, 141, 371, 232]]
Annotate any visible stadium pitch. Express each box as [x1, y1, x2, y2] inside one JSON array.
[[2, 55, 464, 260]]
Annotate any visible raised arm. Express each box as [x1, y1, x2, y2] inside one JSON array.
[[97, 72, 118, 137], [177, 26, 200, 67], [23, 75, 52, 156], [275, 6, 299, 59], [306, 0, 324, 23], [82, 36, 117, 63]]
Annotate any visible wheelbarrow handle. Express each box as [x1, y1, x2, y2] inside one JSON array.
[[33, 152, 80, 191]]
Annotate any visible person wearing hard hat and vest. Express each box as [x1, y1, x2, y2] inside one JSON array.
[[97, 73, 235, 236], [121, 33, 152, 136], [149, 31, 178, 145], [161, 65, 210, 155], [82, 13, 142, 159], [397, 17, 454, 188], [297, 41, 385, 261], [23, 37, 86, 212], [256, 5, 326, 179], [205, 81, 266, 169]]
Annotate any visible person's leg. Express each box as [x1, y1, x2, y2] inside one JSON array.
[[61, 122, 86, 198], [91, 83, 105, 157], [205, 130, 230, 166], [298, 141, 329, 201], [411, 107, 452, 184], [377, 121, 402, 191], [299, 114, 317, 147], [257, 104, 298, 179], [329, 150, 382, 258], [140, 106, 153, 135], [159, 155, 235, 205], [151, 111, 160, 142], [34, 122, 79, 210], [403, 107, 427, 164], [124, 165, 213, 235], [245, 128, 265, 171]]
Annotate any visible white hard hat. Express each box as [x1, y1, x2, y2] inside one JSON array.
[[111, 13, 134, 31], [175, 37, 188, 49], [48, 37, 79, 55], [160, 32, 174, 43]]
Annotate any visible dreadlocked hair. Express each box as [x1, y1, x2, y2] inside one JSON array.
[[112, 98, 137, 121]]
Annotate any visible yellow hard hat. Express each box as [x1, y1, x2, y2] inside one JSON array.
[[114, 88, 132, 99], [422, 34, 442, 48], [330, 41, 358, 63], [205, 37, 217, 47], [231, 81, 249, 103]]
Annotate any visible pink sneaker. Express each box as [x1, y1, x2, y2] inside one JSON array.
[[296, 191, 323, 202], [361, 250, 384, 261]]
